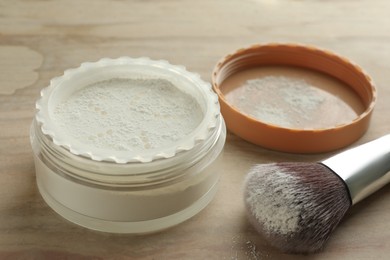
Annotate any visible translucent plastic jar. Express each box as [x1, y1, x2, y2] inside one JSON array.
[[30, 57, 226, 233]]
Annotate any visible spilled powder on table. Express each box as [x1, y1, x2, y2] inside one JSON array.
[[228, 235, 269, 260]]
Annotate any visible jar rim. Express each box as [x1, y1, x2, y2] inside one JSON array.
[[36, 57, 221, 163], [31, 116, 226, 187]]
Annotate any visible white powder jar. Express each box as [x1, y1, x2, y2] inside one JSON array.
[[30, 57, 226, 233]]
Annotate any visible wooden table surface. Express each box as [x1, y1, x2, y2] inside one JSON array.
[[1, 0, 390, 259]]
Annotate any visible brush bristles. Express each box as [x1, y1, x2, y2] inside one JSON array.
[[244, 162, 352, 254]]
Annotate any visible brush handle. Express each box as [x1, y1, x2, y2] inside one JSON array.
[[321, 134, 390, 205]]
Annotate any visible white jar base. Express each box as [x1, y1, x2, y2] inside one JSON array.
[[36, 176, 218, 234]]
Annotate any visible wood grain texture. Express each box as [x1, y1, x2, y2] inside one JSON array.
[[1, 0, 389, 259]]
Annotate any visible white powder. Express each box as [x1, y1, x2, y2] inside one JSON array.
[[225, 75, 360, 129], [229, 76, 325, 128], [245, 165, 310, 235], [53, 78, 203, 152]]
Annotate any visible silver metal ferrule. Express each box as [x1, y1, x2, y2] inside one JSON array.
[[321, 134, 390, 205]]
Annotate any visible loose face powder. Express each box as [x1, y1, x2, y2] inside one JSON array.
[[53, 78, 204, 153], [221, 66, 365, 129], [32, 57, 226, 233]]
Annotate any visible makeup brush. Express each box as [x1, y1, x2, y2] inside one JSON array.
[[244, 135, 390, 254]]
